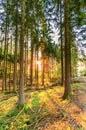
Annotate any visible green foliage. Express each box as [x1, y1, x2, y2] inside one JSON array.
[[77, 128, 84, 130], [61, 111, 67, 117], [0, 124, 9, 130], [17, 104, 24, 109], [24, 105, 30, 112], [7, 109, 20, 118], [67, 92, 73, 99], [7, 53, 14, 63], [79, 70, 86, 76], [23, 92, 49, 130], [0, 47, 14, 63], [72, 83, 83, 88], [0, 48, 4, 60], [0, 108, 20, 130], [31, 92, 40, 108]]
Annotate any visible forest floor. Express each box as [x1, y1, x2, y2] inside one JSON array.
[[0, 77, 86, 130]]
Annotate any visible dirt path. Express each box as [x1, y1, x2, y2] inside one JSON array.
[[72, 81, 86, 112]]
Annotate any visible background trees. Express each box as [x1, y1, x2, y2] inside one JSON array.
[[0, 0, 86, 104]]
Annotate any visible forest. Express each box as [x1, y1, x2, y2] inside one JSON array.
[[0, 0, 86, 130]]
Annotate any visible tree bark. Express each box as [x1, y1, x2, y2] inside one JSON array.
[[13, 0, 18, 91], [30, 33, 33, 87], [60, 0, 64, 86], [2, 0, 9, 91], [42, 52, 45, 86], [63, 0, 71, 99], [36, 50, 39, 88], [18, 0, 25, 105]]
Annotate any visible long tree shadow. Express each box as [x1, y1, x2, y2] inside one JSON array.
[[0, 83, 59, 103], [0, 92, 17, 103]]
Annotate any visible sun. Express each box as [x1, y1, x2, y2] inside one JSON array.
[[36, 60, 42, 70]]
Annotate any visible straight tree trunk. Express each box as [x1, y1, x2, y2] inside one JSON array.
[[24, 30, 29, 86], [60, 0, 64, 86], [36, 50, 39, 89], [13, 0, 18, 92], [42, 52, 45, 86], [9, 36, 12, 91], [2, 0, 8, 91], [18, 0, 25, 105], [30, 34, 33, 87], [63, 0, 71, 99], [5, 38, 8, 91]]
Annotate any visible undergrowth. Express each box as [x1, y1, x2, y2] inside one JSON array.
[[0, 91, 49, 130], [0, 83, 86, 130]]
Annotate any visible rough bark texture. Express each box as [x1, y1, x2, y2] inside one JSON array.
[[2, 0, 8, 92], [18, 0, 25, 105], [63, 0, 71, 99], [13, 0, 18, 91], [60, 0, 64, 86]]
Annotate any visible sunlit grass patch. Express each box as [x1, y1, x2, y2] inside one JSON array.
[[72, 83, 84, 89]]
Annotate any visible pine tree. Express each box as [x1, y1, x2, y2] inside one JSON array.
[[18, 0, 25, 105]]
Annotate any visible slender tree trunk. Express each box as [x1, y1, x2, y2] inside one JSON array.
[[13, 0, 18, 92], [0, 37, 3, 82], [30, 34, 33, 86], [24, 30, 29, 86], [9, 36, 12, 91], [63, 0, 71, 99], [5, 39, 8, 91], [48, 56, 50, 80], [60, 0, 64, 86], [2, 8, 8, 92], [42, 52, 45, 86], [36, 50, 39, 89], [34, 48, 37, 81], [18, 0, 25, 105]]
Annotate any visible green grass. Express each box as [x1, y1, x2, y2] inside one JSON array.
[[0, 91, 49, 130], [72, 83, 83, 89]]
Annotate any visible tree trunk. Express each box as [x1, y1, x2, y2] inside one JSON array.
[[60, 0, 64, 86], [36, 50, 39, 89], [9, 36, 12, 91], [13, 0, 18, 91], [24, 30, 29, 86], [30, 33, 33, 87], [18, 0, 25, 105], [2, 2, 8, 92], [63, 0, 71, 99], [42, 52, 45, 86]]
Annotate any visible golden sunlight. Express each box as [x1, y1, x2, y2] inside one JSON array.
[[36, 60, 42, 70]]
